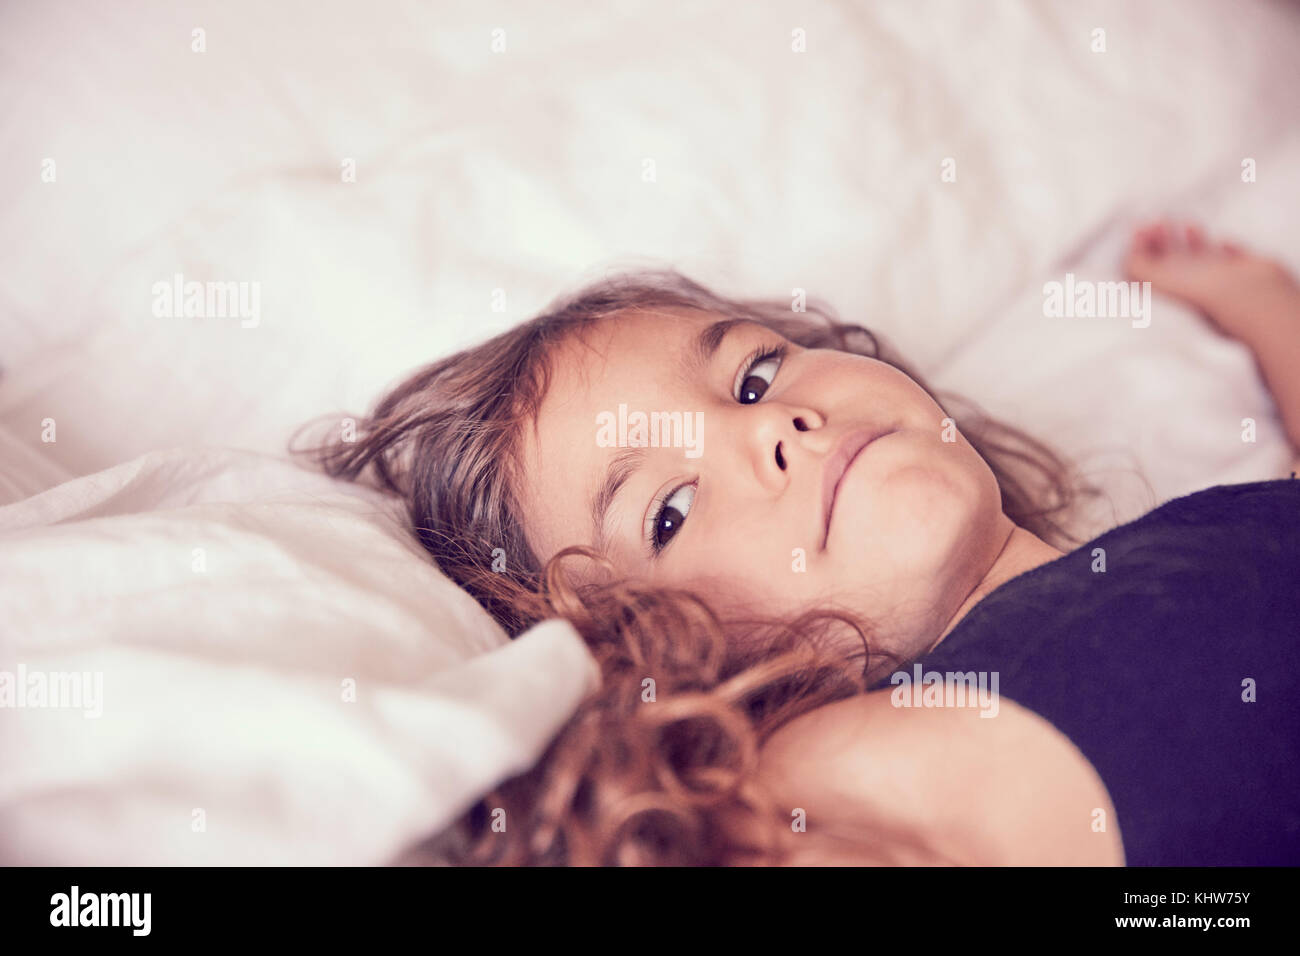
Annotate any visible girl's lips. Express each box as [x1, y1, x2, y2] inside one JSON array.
[[821, 426, 892, 548]]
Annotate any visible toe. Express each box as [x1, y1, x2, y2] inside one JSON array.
[[1149, 222, 1171, 255], [1132, 225, 1157, 255]]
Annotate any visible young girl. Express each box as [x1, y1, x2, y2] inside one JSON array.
[[300, 222, 1300, 866]]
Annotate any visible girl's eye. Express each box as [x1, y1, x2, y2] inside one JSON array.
[[645, 341, 788, 557], [648, 481, 696, 554], [734, 345, 787, 404]]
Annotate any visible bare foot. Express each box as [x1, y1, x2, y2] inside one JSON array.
[[1123, 220, 1299, 343]]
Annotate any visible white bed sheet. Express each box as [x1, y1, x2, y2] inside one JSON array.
[[0, 438, 600, 865]]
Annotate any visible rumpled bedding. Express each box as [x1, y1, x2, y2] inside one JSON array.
[[0, 435, 599, 864]]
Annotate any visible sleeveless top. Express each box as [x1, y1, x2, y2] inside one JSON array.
[[870, 478, 1300, 866]]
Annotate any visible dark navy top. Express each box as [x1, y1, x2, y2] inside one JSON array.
[[874, 478, 1300, 866]]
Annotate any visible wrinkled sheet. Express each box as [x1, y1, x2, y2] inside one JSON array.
[[0, 438, 600, 864]]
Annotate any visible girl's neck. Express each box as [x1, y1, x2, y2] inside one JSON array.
[[927, 524, 1065, 655]]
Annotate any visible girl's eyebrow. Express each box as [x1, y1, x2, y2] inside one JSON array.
[[685, 317, 759, 380], [591, 446, 646, 556]]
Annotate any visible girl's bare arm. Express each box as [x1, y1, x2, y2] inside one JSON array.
[[1234, 296, 1300, 475], [755, 690, 1124, 866], [1124, 222, 1300, 476]]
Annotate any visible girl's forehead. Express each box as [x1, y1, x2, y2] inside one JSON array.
[[545, 308, 715, 391], [572, 307, 712, 355], [520, 308, 716, 470]]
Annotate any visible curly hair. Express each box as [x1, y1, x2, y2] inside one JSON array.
[[292, 269, 1106, 865]]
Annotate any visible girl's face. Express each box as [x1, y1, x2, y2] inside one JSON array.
[[517, 309, 1016, 661]]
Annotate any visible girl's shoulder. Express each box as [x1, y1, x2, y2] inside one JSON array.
[[754, 690, 1125, 866]]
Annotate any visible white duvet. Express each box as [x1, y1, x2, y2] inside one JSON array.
[[1, 0, 1297, 864], [0, 436, 599, 865]]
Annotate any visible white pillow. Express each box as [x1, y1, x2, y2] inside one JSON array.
[[0, 445, 599, 864]]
